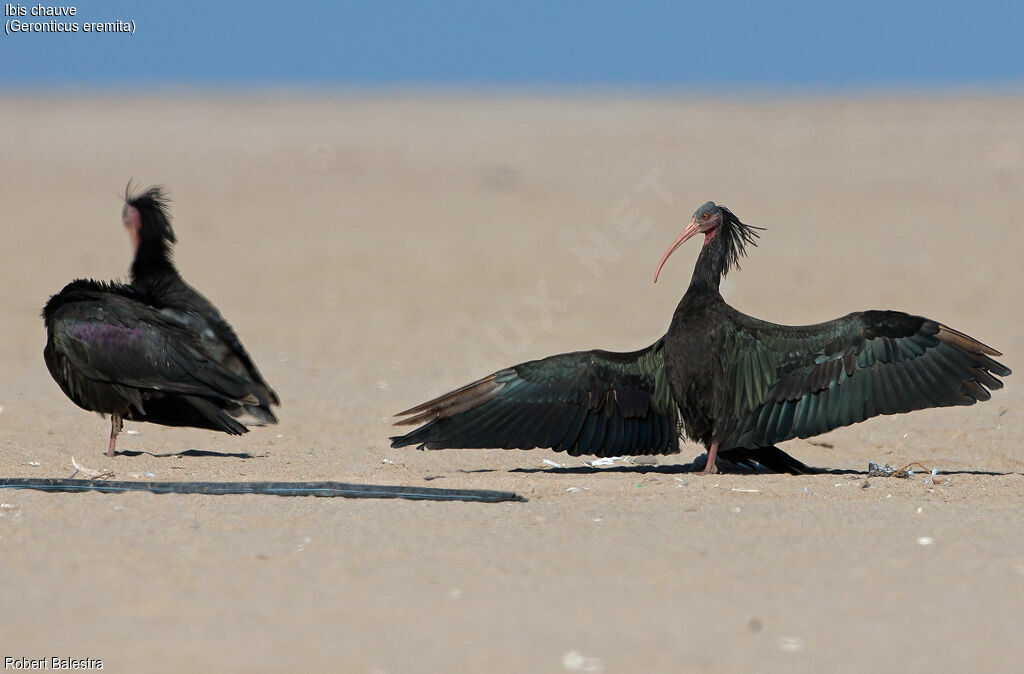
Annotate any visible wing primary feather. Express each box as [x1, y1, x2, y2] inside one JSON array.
[[937, 325, 1002, 357]]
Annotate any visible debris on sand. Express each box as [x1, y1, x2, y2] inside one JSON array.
[[562, 650, 604, 672], [867, 462, 896, 477], [70, 456, 113, 480], [867, 461, 947, 483], [585, 456, 659, 468], [587, 456, 626, 467], [778, 636, 803, 652]]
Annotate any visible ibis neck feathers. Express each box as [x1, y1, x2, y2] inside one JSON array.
[[684, 215, 760, 295], [130, 239, 177, 285], [687, 228, 731, 294]]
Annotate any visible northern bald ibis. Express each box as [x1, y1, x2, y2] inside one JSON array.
[[391, 202, 1010, 474], [43, 185, 278, 455]]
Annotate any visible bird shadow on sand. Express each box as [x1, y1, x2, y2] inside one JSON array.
[[482, 464, 1016, 477], [114, 449, 266, 459]]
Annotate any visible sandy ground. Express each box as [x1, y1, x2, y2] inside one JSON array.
[[0, 93, 1022, 673]]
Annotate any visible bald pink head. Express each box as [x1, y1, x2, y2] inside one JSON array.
[[653, 204, 723, 283], [122, 203, 141, 254]]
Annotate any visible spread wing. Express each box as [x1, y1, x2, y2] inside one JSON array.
[[391, 340, 679, 457], [716, 310, 1011, 447]]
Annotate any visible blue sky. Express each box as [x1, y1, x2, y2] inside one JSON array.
[[1, 1, 1021, 88]]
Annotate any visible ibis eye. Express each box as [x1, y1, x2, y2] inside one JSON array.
[[702, 213, 708, 220]]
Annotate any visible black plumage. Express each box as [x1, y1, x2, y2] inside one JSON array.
[[394, 343, 677, 458], [123, 185, 279, 420], [392, 201, 1010, 473], [42, 185, 279, 455]]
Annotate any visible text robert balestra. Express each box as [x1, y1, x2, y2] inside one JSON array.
[[4, 657, 103, 670]]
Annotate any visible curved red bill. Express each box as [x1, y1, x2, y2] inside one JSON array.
[[653, 218, 700, 283]]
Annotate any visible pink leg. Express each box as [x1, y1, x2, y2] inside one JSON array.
[[106, 414, 123, 457], [699, 442, 719, 475]]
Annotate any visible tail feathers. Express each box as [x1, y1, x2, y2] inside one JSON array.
[[238, 403, 278, 425], [184, 396, 248, 435]]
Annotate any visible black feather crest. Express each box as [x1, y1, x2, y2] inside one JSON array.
[[718, 205, 764, 276], [126, 182, 176, 245]]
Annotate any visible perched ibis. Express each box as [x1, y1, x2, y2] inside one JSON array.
[[123, 186, 279, 421], [43, 186, 278, 455], [391, 202, 1010, 473]]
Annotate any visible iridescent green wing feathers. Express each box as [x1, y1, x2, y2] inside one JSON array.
[[391, 340, 679, 457], [716, 310, 1011, 448]]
